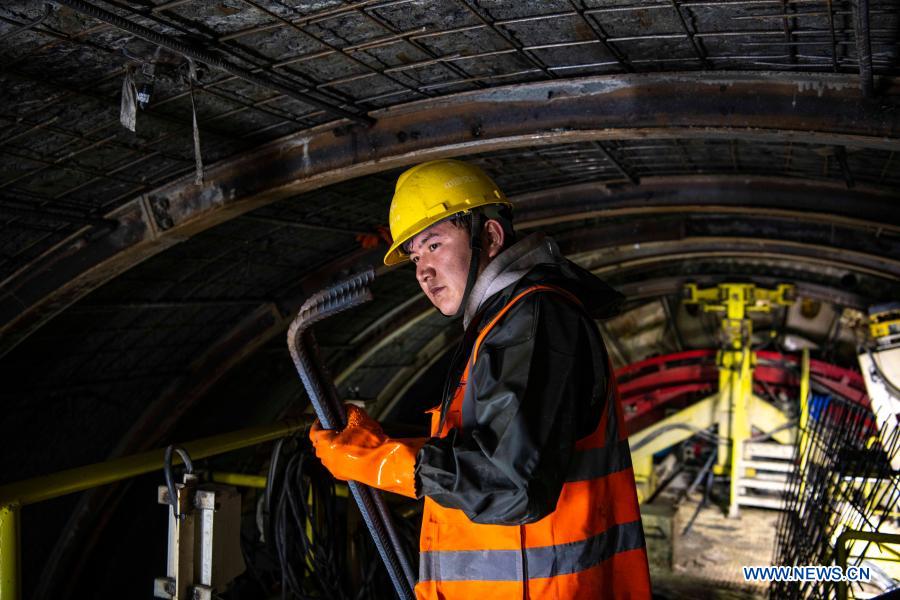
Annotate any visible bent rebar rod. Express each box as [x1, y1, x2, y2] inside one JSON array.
[[287, 268, 416, 600]]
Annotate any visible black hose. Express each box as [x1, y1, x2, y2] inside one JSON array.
[[682, 459, 715, 536], [630, 423, 720, 452], [163, 445, 194, 517], [264, 437, 286, 545], [269, 440, 375, 600], [247, 432, 422, 599], [749, 420, 798, 443], [681, 448, 718, 504]]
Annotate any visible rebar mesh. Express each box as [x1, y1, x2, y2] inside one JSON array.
[[771, 390, 900, 599], [1, 0, 898, 279]]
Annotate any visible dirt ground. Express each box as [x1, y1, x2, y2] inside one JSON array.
[[650, 499, 780, 599]]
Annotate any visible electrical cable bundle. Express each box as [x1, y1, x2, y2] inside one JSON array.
[[262, 435, 420, 600], [266, 435, 350, 600]]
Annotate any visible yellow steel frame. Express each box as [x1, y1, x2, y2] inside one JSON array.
[[869, 305, 900, 340], [836, 529, 900, 600], [828, 472, 900, 587], [630, 391, 793, 503], [0, 418, 307, 600], [798, 349, 811, 503], [0, 506, 19, 600], [681, 282, 794, 516], [209, 472, 268, 489]]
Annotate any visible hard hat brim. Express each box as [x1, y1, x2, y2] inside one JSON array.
[[382, 199, 512, 266]]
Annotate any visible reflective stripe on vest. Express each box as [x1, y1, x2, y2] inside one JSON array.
[[420, 519, 645, 582]]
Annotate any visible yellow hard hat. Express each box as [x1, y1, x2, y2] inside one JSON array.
[[383, 159, 511, 266]]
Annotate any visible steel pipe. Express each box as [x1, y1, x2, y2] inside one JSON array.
[[208, 472, 267, 489], [0, 419, 307, 507], [0, 505, 19, 600]]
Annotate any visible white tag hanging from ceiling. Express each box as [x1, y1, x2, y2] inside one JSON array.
[[187, 59, 204, 186], [120, 68, 137, 132]]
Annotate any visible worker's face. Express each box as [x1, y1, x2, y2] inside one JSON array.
[[408, 221, 473, 316], [408, 218, 505, 316]]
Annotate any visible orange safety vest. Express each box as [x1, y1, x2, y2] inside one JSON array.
[[415, 285, 652, 600]]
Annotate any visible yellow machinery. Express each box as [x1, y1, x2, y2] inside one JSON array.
[[868, 305, 900, 343], [629, 283, 795, 517]]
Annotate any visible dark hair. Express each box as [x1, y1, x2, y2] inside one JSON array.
[[401, 206, 516, 255]]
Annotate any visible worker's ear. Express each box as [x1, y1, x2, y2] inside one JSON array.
[[483, 219, 505, 259]]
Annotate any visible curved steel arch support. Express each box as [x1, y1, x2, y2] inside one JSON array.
[[2, 72, 899, 357], [577, 238, 900, 281], [514, 176, 900, 232]]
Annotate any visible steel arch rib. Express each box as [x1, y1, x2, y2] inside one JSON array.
[[2, 72, 899, 356]]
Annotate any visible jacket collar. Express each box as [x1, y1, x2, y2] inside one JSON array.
[[462, 232, 559, 329]]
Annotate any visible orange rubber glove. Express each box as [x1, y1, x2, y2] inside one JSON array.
[[309, 405, 425, 499]]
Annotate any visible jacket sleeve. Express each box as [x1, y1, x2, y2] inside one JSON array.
[[414, 292, 607, 525]]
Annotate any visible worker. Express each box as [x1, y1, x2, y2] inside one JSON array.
[[310, 159, 652, 599]]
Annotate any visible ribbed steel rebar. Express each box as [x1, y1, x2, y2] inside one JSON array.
[[287, 268, 416, 600]]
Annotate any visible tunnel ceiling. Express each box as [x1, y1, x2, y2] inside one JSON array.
[[1, 0, 900, 596]]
